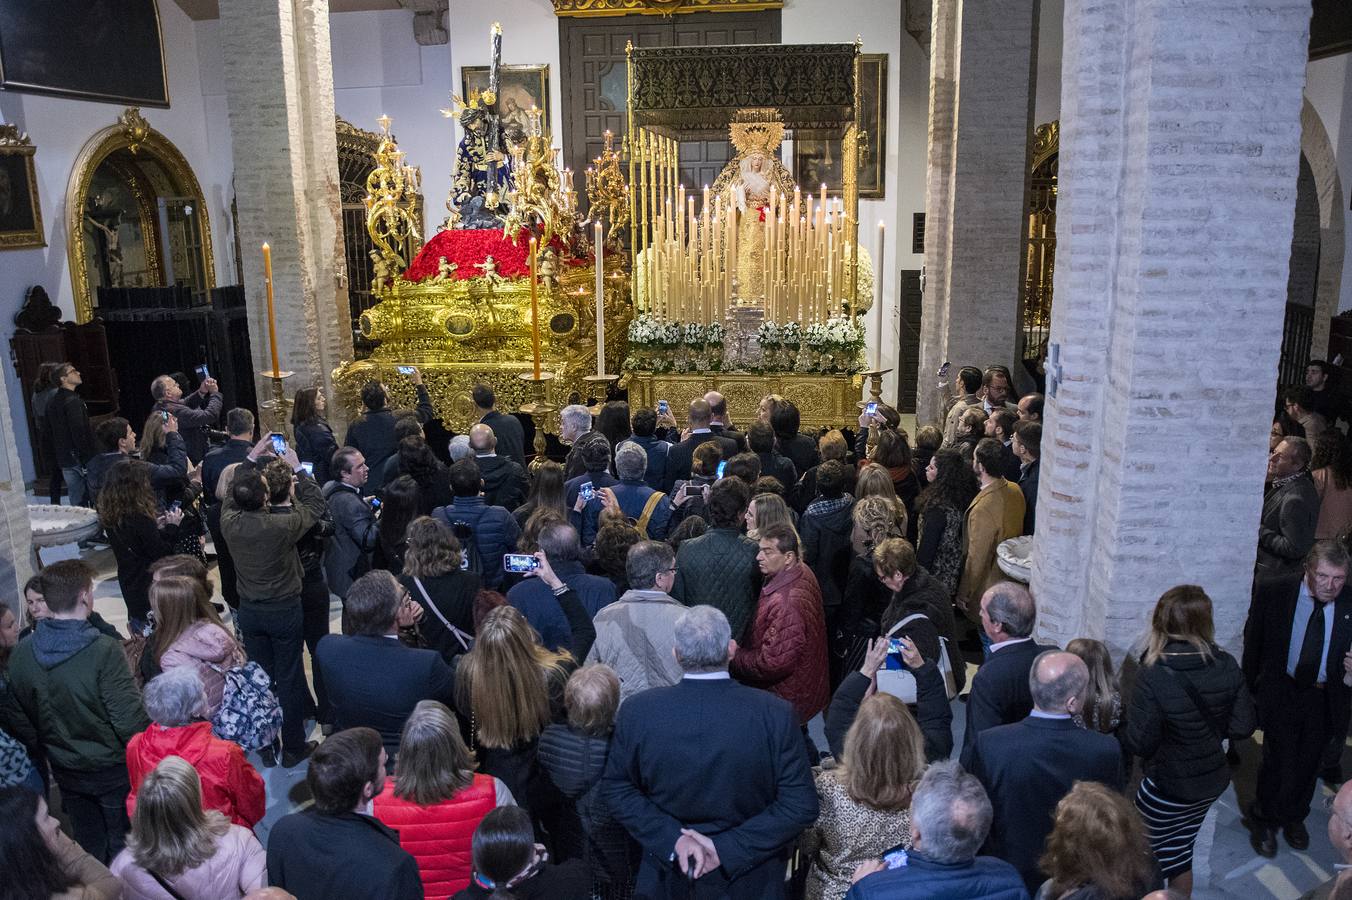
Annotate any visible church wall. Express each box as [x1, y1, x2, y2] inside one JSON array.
[[0, 1, 234, 483], [1033, 0, 1064, 126], [1305, 54, 1352, 316]]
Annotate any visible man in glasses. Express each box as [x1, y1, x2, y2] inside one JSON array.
[[586, 541, 686, 704]]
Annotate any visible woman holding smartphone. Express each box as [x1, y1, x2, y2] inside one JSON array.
[[293, 387, 339, 485]]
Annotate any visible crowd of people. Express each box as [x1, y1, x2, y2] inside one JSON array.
[[0, 360, 1346, 900]]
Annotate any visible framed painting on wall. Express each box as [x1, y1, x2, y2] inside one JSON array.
[[0, 0, 168, 106], [793, 53, 887, 199], [0, 125, 44, 250], [461, 64, 551, 148]]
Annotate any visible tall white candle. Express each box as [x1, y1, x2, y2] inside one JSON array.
[[874, 221, 886, 370], [595, 222, 606, 375]]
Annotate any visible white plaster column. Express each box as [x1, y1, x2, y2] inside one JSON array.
[[1030, 0, 1312, 654], [0, 358, 33, 613], [219, 0, 352, 427], [916, 0, 1038, 424]]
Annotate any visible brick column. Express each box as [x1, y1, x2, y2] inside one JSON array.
[[1030, 0, 1312, 655], [219, 0, 352, 429], [916, 0, 1037, 424]]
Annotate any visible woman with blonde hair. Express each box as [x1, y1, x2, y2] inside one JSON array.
[[854, 463, 898, 503], [805, 688, 927, 900], [148, 575, 244, 717], [1036, 781, 1157, 900], [373, 701, 515, 896], [837, 497, 910, 664], [1066, 638, 1121, 735], [757, 393, 787, 424], [454, 552, 595, 813], [112, 755, 266, 898], [744, 492, 793, 541], [1121, 585, 1255, 897], [401, 516, 481, 662]]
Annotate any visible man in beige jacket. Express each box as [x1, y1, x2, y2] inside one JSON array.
[[586, 540, 686, 703], [958, 439, 1027, 624]]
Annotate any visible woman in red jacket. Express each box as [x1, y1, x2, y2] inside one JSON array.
[[126, 668, 265, 829], [373, 700, 516, 898]]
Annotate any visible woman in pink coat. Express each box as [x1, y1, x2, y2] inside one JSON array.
[[150, 575, 244, 716], [112, 756, 266, 899]]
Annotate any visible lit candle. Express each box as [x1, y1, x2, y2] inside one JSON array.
[[261, 242, 279, 376], [529, 237, 542, 380], [595, 222, 605, 377], [874, 221, 886, 370], [820, 183, 828, 215]]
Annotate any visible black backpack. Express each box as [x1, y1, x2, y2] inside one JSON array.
[[438, 511, 483, 576]]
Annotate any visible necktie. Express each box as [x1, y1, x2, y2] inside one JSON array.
[[1294, 601, 1328, 687]]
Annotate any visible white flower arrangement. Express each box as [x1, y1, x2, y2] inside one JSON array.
[[683, 322, 705, 345], [757, 321, 781, 347], [779, 322, 803, 347], [627, 314, 666, 347], [704, 322, 724, 346]]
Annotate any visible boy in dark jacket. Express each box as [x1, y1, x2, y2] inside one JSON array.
[[800, 460, 856, 625], [7, 559, 149, 863]]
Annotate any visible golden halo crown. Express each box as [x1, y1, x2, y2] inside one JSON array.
[[729, 109, 785, 156]]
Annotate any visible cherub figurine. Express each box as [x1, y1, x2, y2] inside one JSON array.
[[474, 255, 504, 286], [538, 248, 558, 291], [435, 256, 458, 281], [370, 250, 392, 294]]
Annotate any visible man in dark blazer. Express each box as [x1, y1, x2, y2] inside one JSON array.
[[344, 373, 436, 493], [473, 382, 526, 467], [1256, 436, 1319, 575], [961, 582, 1058, 755], [315, 571, 455, 763], [266, 727, 423, 900], [705, 390, 748, 453], [1243, 540, 1352, 855], [603, 604, 818, 898], [963, 650, 1124, 889], [629, 407, 674, 491], [662, 399, 740, 492], [1012, 421, 1040, 535]]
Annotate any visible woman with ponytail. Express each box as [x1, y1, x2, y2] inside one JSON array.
[[452, 806, 589, 899]]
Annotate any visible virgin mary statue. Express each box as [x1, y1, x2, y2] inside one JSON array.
[[713, 111, 795, 302]]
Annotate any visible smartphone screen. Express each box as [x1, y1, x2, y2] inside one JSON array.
[[580, 481, 595, 502], [269, 433, 288, 455], [169, 500, 182, 513], [460, 555, 471, 571], [682, 483, 703, 499], [369, 497, 382, 510], [160, 411, 170, 423], [396, 365, 416, 375], [299, 461, 314, 476], [716, 460, 727, 479], [658, 399, 669, 415], [504, 553, 540, 574], [195, 364, 210, 382], [866, 401, 878, 415]]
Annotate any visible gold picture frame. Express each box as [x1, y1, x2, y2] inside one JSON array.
[[0, 125, 45, 250], [793, 53, 887, 199], [460, 64, 551, 147]]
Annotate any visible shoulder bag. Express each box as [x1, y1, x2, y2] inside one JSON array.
[[412, 576, 474, 653], [876, 613, 958, 703]]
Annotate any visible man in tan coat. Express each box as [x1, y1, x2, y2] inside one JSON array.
[[958, 438, 1027, 623]]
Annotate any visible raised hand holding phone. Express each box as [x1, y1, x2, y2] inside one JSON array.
[[533, 550, 564, 591], [162, 413, 179, 433]]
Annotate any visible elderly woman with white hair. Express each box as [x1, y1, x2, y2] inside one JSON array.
[[581, 441, 675, 545], [125, 668, 266, 829]]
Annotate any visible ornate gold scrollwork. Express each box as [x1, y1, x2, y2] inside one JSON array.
[[364, 116, 424, 271]]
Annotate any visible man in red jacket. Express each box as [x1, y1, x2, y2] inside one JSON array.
[[732, 521, 830, 762]]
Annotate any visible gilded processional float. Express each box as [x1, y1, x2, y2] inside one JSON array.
[[334, 30, 877, 431]]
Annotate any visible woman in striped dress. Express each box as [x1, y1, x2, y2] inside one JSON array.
[[1121, 586, 1256, 897]]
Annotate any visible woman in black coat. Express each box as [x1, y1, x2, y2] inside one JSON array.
[[400, 516, 482, 662], [97, 458, 182, 634], [293, 387, 339, 485], [1120, 585, 1255, 897]]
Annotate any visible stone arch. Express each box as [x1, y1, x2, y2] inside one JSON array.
[[1300, 97, 1344, 359]]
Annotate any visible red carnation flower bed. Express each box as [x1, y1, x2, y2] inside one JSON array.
[[403, 228, 579, 282]]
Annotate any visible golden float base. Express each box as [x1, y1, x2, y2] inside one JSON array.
[[624, 370, 863, 432]]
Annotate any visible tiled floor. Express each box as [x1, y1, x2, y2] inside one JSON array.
[[32, 528, 1351, 898]]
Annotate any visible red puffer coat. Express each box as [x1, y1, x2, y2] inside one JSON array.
[[372, 773, 498, 898], [731, 562, 830, 724], [126, 721, 266, 828]]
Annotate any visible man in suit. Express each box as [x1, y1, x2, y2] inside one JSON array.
[[266, 727, 423, 899], [1257, 436, 1319, 576], [942, 365, 985, 446], [961, 582, 1057, 755], [705, 390, 748, 452], [344, 374, 435, 493], [473, 382, 526, 467], [662, 399, 739, 491], [603, 604, 818, 898], [1011, 421, 1040, 536], [316, 571, 455, 763], [957, 439, 1026, 626], [1243, 540, 1352, 855], [561, 403, 606, 480], [984, 409, 1022, 482], [963, 651, 1124, 889]]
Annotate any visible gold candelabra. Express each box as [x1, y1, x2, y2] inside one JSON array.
[[501, 107, 577, 250], [586, 129, 630, 242], [364, 115, 423, 270]]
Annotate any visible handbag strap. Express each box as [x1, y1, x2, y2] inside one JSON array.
[[635, 490, 666, 538], [885, 612, 930, 637], [412, 577, 472, 652], [148, 870, 189, 900], [1159, 663, 1227, 741]]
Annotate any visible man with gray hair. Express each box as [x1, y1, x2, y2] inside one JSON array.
[[845, 760, 1025, 899], [1257, 434, 1319, 575], [561, 403, 604, 480], [961, 650, 1123, 890], [587, 541, 686, 702], [507, 522, 616, 651], [604, 604, 818, 897], [582, 441, 674, 545], [961, 582, 1057, 755]]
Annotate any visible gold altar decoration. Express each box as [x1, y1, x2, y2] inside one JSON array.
[[364, 115, 423, 271], [551, 0, 782, 15], [65, 108, 216, 323], [628, 371, 860, 432], [586, 130, 630, 236], [0, 123, 45, 250], [501, 107, 577, 251]]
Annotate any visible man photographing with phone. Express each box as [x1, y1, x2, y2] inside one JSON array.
[[151, 372, 223, 464]]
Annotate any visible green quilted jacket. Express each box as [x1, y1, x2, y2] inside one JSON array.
[[671, 526, 762, 641]]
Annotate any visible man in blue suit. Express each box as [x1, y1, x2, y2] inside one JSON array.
[[846, 760, 1027, 900], [961, 650, 1124, 890], [961, 582, 1058, 754], [315, 570, 455, 764], [603, 605, 818, 898]]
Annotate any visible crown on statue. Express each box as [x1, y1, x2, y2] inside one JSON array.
[[729, 109, 785, 156]]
